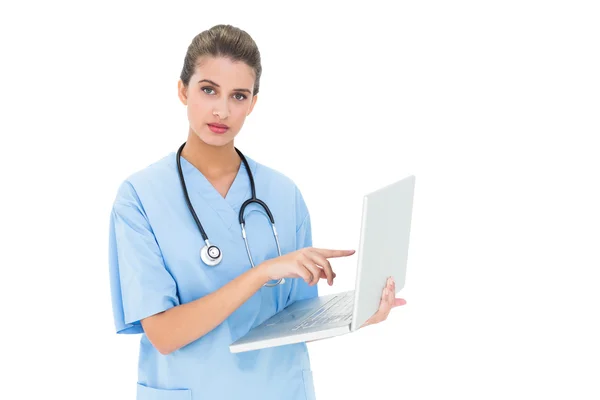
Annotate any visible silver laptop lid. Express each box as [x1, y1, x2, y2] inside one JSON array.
[[350, 175, 416, 331]]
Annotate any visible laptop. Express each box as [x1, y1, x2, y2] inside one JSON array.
[[229, 175, 416, 353]]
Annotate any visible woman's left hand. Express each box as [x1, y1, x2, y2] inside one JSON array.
[[360, 276, 406, 328]]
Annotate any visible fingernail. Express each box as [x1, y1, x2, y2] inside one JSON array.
[[391, 276, 395, 284]]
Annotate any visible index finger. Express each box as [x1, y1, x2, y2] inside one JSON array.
[[312, 248, 356, 258]]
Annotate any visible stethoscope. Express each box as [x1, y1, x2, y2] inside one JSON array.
[[176, 142, 284, 287]]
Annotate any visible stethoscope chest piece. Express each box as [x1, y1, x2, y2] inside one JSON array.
[[200, 242, 222, 266]]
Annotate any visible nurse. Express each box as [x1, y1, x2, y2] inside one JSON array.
[[108, 24, 406, 400]]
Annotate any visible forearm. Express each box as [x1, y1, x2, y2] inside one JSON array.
[[143, 264, 269, 355]]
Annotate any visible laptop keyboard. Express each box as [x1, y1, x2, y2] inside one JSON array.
[[292, 291, 354, 330]]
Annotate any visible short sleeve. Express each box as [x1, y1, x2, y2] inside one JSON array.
[[284, 186, 319, 307], [108, 182, 180, 334]]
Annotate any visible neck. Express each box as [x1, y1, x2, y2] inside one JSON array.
[[180, 132, 241, 179]]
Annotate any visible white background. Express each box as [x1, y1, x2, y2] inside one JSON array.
[[1, 1, 599, 399]]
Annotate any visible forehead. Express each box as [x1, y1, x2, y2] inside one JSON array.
[[193, 56, 255, 89]]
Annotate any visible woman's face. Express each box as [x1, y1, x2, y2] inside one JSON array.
[[178, 56, 257, 147]]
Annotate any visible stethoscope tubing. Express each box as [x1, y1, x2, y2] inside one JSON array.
[[176, 141, 283, 287]]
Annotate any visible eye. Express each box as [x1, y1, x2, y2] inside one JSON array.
[[233, 93, 247, 101], [201, 87, 215, 95]]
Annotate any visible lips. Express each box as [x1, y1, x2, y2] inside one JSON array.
[[207, 123, 229, 134]]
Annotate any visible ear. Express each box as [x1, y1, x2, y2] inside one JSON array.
[[177, 79, 188, 106], [246, 94, 258, 116]]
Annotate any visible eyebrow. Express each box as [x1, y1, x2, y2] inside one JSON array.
[[198, 79, 252, 95]]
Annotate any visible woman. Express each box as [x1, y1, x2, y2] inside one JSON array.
[[108, 24, 406, 400]]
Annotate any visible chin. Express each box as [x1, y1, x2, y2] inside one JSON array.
[[196, 131, 235, 147]]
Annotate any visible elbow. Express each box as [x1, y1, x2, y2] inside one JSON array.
[[141, 316, 178, 355], [156, 343, 175, 356], [147, 331, 179, 355], [149, 334, 178, 355]]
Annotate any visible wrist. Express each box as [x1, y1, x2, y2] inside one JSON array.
[[254, 261, 271, 284]]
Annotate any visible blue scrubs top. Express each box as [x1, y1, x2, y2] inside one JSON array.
[[108, 151, 319, 400]]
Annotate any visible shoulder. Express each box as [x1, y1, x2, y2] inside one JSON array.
[[111, 152, 177, 208], [248, 155, 307, 197], [246, 154, 310, 221], [250, 156, 296, 188]]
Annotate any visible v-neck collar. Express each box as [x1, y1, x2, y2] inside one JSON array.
[[172, 151, 257, 231]]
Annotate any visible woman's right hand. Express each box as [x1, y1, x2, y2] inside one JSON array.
[[258, 247, 355, 286]]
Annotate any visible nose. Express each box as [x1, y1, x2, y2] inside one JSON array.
[[213, 99, 230, 119]]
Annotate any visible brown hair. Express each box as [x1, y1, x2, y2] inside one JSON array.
[[179, 24, 262, 95]]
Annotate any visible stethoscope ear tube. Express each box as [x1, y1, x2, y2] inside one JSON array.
[[177, 142, 210, 242], [239, 198, 275, 225]]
